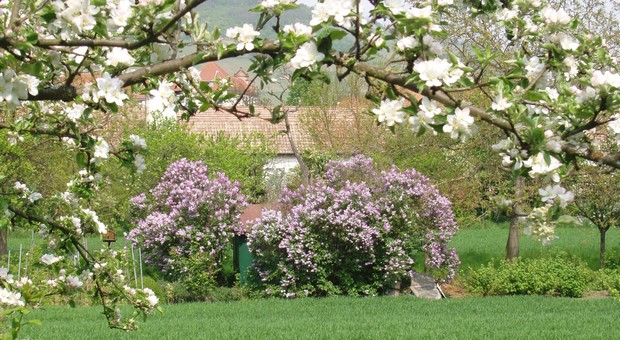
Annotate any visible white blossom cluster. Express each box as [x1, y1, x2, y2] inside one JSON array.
[[13, 181, 42, 203], [0, 69, 40, 110], [226, 24, 260, 51]]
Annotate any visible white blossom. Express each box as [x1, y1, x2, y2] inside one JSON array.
[[226, 24, 260, 51], [93, 137, 110, 161], [406, 6, 433, 19], [545, 87, 559, 101], [496, 8, 518, 21], [95, 73, 128, 106], [41, 254, 63, 265], [283, 23, 312, 37], [523, 152, 562, 181], [541, 7, 571, 25], [60, 0, 100, 33], [525, 56, 545, 80], [290, 42, 325, 69], [134, 154, 146, 174], [384, 0, 409, 15], [413, 58, 462, 87], [105, 47, 136, 67], [373, 98, 406, 126], [591, 70, 620, 88], [550, 33, 579, 51], [491, 93, 512, 111], [82, 208, 107, 234], [108, 0, 133, 30], [409, 98, 441, 134], [443, 107, 475, 141], [310, 0, 354, 28], [0, 288, 24, 307], [64, 103, 86, 122], [129, 135, 147, 150], [396, 36, 417, 51], [66, 275, 84, 288], [538, 185, 574, 208]]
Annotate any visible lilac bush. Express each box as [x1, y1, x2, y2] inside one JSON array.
[[128, 159, 247, 290], [248, 155, 459, 297]]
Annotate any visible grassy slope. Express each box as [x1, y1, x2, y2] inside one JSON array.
[[20, 296, 620, 339]]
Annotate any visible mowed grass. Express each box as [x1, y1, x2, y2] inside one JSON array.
[[18, 296, 620, 339], [450, 221, 620, 270]]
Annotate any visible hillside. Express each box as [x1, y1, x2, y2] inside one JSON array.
[[195, 0, 312, 37]]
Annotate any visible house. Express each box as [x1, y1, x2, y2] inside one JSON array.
[[198, 62, 259, 106], [185, 105, 371, 173]]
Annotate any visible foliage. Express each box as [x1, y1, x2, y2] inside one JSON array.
[[127, 159, 247, 295], [94, 122, 273, 231], [247, 155, 459, 297], [464, 253, 590, 297], [589, 269, 620, 298], [568, 168, 620, 268]]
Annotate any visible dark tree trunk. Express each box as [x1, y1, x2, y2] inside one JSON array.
[[599, 227, 608, 269], [0, 229, 7, 257], [506, 176, 526, 260]]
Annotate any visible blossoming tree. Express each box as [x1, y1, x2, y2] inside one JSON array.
[[1, 0, 620, 334]]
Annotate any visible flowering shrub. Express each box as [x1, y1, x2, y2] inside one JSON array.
[[247, 155, 459, 297], [128, 159, 247, 292]]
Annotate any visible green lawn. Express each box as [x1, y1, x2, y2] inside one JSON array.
[[18, 296, 620, 339], [450, 221, 620, 270]]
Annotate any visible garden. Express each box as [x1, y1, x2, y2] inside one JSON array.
[[2, 0, 620, 338]]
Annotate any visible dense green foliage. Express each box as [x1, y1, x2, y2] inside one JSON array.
[[95, 122, 274, 230], [464, 253, 591, 297]]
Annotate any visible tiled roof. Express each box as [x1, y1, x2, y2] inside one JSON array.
[[186, 106, 366, 155], [199, 62, 252, 92]]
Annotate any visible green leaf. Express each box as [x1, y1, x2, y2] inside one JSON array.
[[523, 91, 546, 102], [76, 152, 88, 168], [26, 319, 42, 326], [0, 197, 8, 213], [40, 10, 56, 23], [26, 33, 38, 43], [329, 29, 347, 41]]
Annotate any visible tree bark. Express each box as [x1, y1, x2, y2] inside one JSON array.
[[0, 229, 7, 257], [506, 176, 526, 260], [599, 227, 608, 269]]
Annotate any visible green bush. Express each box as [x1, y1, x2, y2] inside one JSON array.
[[464, 253, 590, 298], [142, 276, 166, 302], [604, 248, 620, 270], [590, 269, 620, 298]]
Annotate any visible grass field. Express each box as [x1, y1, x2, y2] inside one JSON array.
[[18, 296, 620, 339], [449, 221, 620, 270], [7, 223, 620, 339]]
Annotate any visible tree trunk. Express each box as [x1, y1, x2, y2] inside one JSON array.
[[0, 229, 6, 257], [284, 112, 310, 186], [506, 176, 526, 260], [599, 227, 608, 269]]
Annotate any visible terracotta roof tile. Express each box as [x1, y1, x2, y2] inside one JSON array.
[[186, 106, 365, 154]]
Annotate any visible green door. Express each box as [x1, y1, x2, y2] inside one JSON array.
[[234, 235, 253, 286]]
